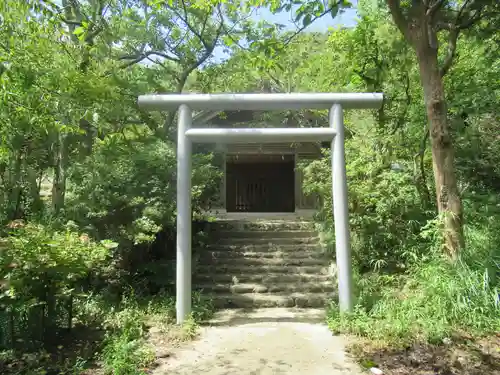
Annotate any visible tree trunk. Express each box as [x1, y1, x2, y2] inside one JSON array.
[[0, 165, 5, 215], [26, 164, 43, 215], [7, 151, 23, 220], [415, 44, 464, 257], [52, 132, 69, 214]]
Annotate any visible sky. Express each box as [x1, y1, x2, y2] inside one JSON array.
[[212, 4, 359, 61], [255, 5, 358, 31]]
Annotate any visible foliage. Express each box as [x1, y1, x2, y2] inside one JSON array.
[[1, 223, 111, 302], [66, 134, 221, 245], [0, 222, 111, 357], [1, 0, 500, 371], [100, 297, 156, 375], [326, 214, 500, 345], [302, 146, 433, 272], [0, 0, 224, 372], [283, 0, 500, 351], [382, 0, 500, 256], [99, 292, 213, 375]]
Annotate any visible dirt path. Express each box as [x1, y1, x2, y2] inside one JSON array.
[[152, 308, 363, 375]]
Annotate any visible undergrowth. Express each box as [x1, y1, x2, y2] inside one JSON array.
[[95, 291, 214, 375], [0, 290, 214, 375], [326, 212, 500, 348], [0, 219, 215, 375]]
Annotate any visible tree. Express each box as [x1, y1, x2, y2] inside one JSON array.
[[250, 0, 497, 257], [384, 0, 500, 257], [108, 0, 259, 137]]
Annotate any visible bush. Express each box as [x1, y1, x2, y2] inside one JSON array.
[[301, 146, 433, 272], [61, 134, 221, 296], [1, 222, 111, 305], [304, 137, 500, 347], [66, 134, 221, 245], [0, 221, 112, 350], [101, 297, 154, 375]]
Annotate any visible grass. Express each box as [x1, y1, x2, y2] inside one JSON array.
[[325, 210, 500, 372], [0, 291, 214, 375], [97, 291, 214, 375], [327, 215, 500, 375], [327, 258, 499, 346]]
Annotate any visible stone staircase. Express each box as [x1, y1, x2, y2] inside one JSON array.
[[194, 218, 336, 308]]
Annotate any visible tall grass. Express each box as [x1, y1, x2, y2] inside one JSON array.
[[327, 206, 500, 347]]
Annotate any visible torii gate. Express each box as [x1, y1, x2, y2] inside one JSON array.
[[138, 93, 384, 324]]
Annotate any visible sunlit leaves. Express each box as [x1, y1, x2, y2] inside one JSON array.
[[2, 223, 111, 301]]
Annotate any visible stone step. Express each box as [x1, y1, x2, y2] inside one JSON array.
[[205, 292, 333, 308], [211, 220, 314, 232], [198, 249, 327, 260], [204, 243, 322, 252], [196, 281, 335, 294], [215, 237, 320, 246], [197, 257, 326, 267], [205, 308, 327, 326], [195, 272, 333, 284], [196, 264, 328, 275], [211, 230, 317, 239]]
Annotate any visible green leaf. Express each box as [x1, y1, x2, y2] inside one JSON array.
[[303, 14, 312, 28], [101, 240, 119, 249], [330, 5, 339, 18], [73, 26, 85, 36], [223, 35, 234, 47]]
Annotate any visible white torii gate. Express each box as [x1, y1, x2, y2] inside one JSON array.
[[138, 93, 384, 324]]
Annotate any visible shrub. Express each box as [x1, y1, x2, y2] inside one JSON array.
[[301, 146, 432, 272], [326, 202, 500, 346], [66, 135, 221, 245], [0, 221, 112, 349], [1, 222, 111, 304]]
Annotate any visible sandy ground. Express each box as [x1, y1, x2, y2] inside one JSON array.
[[152, 308, 364, 375]]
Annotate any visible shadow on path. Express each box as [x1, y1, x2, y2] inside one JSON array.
[[202, 307, 327, 327]]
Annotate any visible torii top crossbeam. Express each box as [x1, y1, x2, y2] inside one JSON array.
[[138, 93, 384, 111]]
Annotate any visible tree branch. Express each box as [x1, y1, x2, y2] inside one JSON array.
[[162, 5, 225, 136], [386, 0, 410, 41], [426, 0, 446, 18], [390, 72, 412, 135], [216, 7, 256, 52], [439, 1, 486, 77], [439, 28, 459, 77], [282, 6, 336, 46], [60, 18, 82, 26], [177, 0, 211, 50], [118, 50, 180, 69]]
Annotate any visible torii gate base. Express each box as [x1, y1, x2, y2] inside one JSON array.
[[138, 93, 384, 324]]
